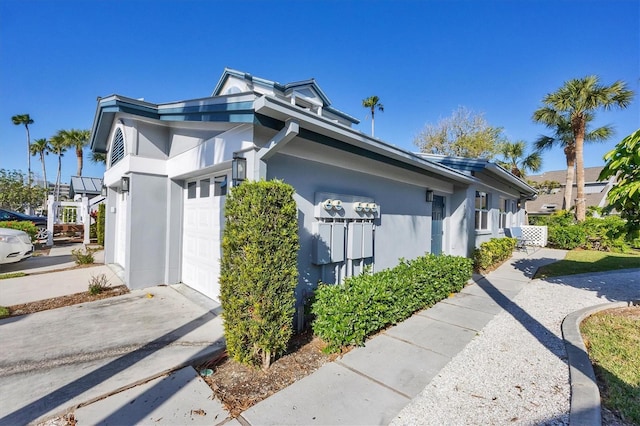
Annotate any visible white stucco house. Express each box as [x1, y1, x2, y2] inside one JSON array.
[[90, 68, 536, 324]]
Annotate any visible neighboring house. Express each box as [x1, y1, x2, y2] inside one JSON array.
[[89, 68, 536, 324], [526, 166, 614, 216]]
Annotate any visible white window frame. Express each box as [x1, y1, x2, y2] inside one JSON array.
[[475, 191, 490, 231]]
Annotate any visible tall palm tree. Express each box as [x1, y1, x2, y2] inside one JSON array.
[[497, 140, 541, 178], [534, 112, 612, 210], [362, 96, 384, 137], [49, 132, 68, 202], [533, 76, 634, 221], [90, 152, 107, 165], [12, 114, 34, 186], [62, 129, 91, 176], [30, 138, 50, 192]]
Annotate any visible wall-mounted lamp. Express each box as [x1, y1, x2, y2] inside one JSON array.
[[425, 189, 434, 202], [101, 185, 107, 196], [232, 155, 247, 186], [121, 176, 130, 193]]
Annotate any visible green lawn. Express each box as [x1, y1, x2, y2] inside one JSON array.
[[0, 272, 26, 280], [534, 250, 640, 279], [581, 308, 640, 424]]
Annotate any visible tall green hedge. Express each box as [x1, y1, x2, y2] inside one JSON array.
[[219, 180, 299, 370], [97, 204, 105, 246], [312, 254, 473, 352]]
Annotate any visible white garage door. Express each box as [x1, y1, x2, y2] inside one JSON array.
[[181, 174, 228, 300]]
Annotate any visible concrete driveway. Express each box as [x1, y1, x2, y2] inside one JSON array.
[[0, 284, 225, 425]]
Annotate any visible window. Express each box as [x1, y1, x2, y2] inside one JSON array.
[[214, 175, 227, 196], [499, 199, 516, 229], [110, 128, 125, 167], [187, 182, 197, 199], [475, 191, 489, 230], [200, 179, 210, 198]]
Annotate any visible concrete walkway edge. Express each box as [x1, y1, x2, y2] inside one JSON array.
[[561, 300, 638, 426]]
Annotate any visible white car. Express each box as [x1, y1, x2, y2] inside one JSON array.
[[0, 228, 34, 264]]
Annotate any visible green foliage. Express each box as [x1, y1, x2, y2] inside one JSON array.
[[600, 129, 640, 231], [312, 254, 473, 352], [71, 246, 97, 264], [0, 272, 27, 280], [0, 220, 38, 242], [219, 180, 299, 370], [473, 237, 517, 271], [0, 169, 47, 211], [88, 273, 110, 295], [496, 140, 542, 178], [97, 204, 106, 246], [414, 106, 505, 159], [548, 225, 587, 250], [0, 306, 9, 318]]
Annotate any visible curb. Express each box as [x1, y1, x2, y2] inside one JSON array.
[[561, 300, 638, 426]]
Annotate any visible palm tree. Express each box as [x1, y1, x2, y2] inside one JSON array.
[[362, 96, 384, 137], [30, 138, 50, 193], [533, 76, 634, 221], [534, 112, 612, 210], [12, 114, 34, 186], [90, 152, 107, 165], [49, 132, 68, 202], [497, 141, 541, 178], [63, 129, 91, 176]]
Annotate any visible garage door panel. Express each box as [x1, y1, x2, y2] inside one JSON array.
[[181, 174, 227, 301]]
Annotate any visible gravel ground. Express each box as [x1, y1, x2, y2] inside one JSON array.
[[391, 268, 640, 426]]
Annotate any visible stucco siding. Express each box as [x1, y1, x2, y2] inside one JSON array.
[[126, 173, 168, 287], [266, 152, 432, 299]]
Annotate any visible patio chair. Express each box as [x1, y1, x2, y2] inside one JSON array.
[[506, 227, 530, 252]]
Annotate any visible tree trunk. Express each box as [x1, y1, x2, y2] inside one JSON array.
[[26, 125, 32, 187], [573, 116, 586, 221], [56, 155, 62, 202], [77, 148, 83, 176], [41, 152, 48, 206], [262, 349, 272, 371], [371, 108, 375, 137], [563, 145, 576, 211]]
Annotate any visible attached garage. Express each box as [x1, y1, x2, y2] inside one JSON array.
[[181, 173, 228, 301]]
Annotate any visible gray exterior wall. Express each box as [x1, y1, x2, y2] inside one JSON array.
[[266, 151, 433, 303], [126, 173, 168, 287]]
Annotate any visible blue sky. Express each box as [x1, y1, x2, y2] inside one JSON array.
[[1, 0, 638, 185]]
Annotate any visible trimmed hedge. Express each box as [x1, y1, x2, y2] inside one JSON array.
[[97, 204, 105, 246], [473, 237, 517, 271], [0, 220, 38, 242], [312, 254, 472, 352], [219, 180, 299, 370]]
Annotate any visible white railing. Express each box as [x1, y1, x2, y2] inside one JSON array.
[[522, 225, 548, 247]]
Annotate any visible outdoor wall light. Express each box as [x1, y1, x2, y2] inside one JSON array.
[[121, 176, 130, 193], [425, 189, 434, 202], [101, 185, 107, 196], [232, 155, 247, 186]]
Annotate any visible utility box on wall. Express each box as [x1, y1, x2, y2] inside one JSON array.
[[312, 222, 332, 265], [347, 222, 363, 259]]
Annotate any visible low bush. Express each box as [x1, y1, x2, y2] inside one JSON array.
[[548, 225, 587, 250], [312, 254, 472, 352], [580, 216, 630, 252], [97, 204, 105, 246], [0, 220, 38, 242], [473, 237, 517, 271], [88, 273, 110, 295], [71, 246, 97, 265]]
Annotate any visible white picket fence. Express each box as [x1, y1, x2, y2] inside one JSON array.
[[521, 225, 548, 247]]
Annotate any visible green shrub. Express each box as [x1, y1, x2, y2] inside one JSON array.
[[473, 237, 517, 271], [71, 246, 97, 264], [88, 273, 110, 295], [548, 225, 587, 250], [0, 306, 9, 318], [97, 204, 105, 246], [580, 216, 630, 252], [219, 180, 299, 370], [312, 254, 472, 352], [0, 220, 38, 242]]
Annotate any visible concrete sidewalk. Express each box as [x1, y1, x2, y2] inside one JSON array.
[[60, 247, 568, 426], [0, 285, 226, 426], [0, 244, 124, 306]]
